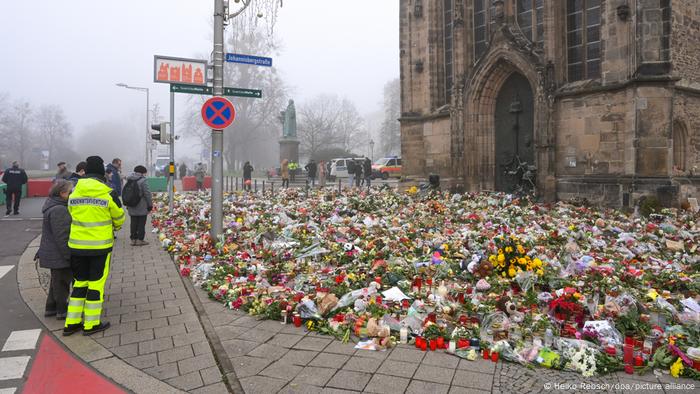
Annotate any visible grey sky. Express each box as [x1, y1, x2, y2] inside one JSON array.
[[0, 0, 399, 136]]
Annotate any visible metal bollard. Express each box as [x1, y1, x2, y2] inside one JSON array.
[[262, 180, 266, 193], [254, 179, 258, 192], [235, 177, 239, 191], [271, 182, 274, 194], [338, 178, 342, 193]]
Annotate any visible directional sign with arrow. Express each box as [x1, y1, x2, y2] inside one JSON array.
[[170, 83, 262, 99]]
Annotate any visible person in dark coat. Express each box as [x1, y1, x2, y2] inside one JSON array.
[[179, 163, 188, 180], [305, 159, 317, 187], [354, 159, 362, 187], [37, 180, 74, 319], [243, 161, 254, 191], [105, 158, 123, 196], [68, 161, 87, 184], [55, 162, 71, 182], [363, 158, 373, 188], [2, 161, 28, 216], [125, 166, 153, 246]]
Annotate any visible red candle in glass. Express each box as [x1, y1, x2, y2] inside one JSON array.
[[375, 276, 382, 284], [293, 315, 302, 327], [426, 278, 433, 287], [634, 356, 644, 367], [483, 349, 490, 359], [415, 337, 423, 349], [420, 340, 427, 351], [414, 277, 422, 289], [429, 340, 437, 351], [376, 296, 383, 304], [458, 339, 469, 349], [624, 336, 634, 346], [623, 344, 634, 365], [624, 365, 634, 374], [402, 299, 410, 309], [436, 337, 445, 349], [491, 352, 499, 362], [458, 293, 465, 304]]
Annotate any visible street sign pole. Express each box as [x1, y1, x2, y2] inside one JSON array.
[[211, 0, 225, 239], [169, 91, 175, 213]]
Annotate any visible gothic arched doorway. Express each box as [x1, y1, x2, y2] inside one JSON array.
[[494, 73, 534, 192]]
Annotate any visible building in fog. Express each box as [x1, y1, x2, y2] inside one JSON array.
[[399, 0, 700, 206]]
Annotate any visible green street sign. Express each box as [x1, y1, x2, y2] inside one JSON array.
[[170, 83, 262, 99], [170, 84, 212, 95], [223, 87, 263, 99]]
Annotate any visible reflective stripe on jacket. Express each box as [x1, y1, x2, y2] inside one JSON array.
[[68, 177, 125, 252]]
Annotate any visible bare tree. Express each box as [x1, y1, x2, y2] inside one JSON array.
[[379, 79, 401, 156], [0, 101, 34, 165], [298, 94, 364, 159], [36, 105, 72, 166]]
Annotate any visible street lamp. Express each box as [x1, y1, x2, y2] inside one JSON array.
[[115, 83, 151, 168], [369, 139, 375, 161]]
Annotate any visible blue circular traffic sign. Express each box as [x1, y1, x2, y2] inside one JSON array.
[[201, 97, 236, 129]]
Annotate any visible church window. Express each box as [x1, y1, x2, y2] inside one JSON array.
[[474, 0, 496, 60], [444, 0, 454, 104], [517, 0, 544, 46], [673, 122, 688, 172], [567, 0, 601, 81]]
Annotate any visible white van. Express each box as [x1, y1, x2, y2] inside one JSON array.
[[329, 157, 365, 180]]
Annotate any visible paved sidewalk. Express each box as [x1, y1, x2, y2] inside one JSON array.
[[19, 218, 227, 394]]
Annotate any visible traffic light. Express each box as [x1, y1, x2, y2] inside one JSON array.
[[150, 122, 170, 144]]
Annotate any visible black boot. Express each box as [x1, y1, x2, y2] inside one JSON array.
[[63, 324, 83, 336], [83, 322, 111, 336]]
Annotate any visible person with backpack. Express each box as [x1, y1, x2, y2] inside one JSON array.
[[2, 161, 28, 216], [122, 166, 153, 246]]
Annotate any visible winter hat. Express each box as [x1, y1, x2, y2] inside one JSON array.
[[85, 156, 105, 176], [134, 165, 147, 174]]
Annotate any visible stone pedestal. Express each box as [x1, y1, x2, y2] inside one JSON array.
[[279, 138, 300, 165]]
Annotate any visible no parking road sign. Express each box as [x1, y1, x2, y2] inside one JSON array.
[[201, 97, 236, 129]]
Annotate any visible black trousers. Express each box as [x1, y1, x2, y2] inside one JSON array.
[[130, 215, 147, 241], [46, 268, 72, 314], [5, 190, 21, 213], [282, 178, 289, 188]]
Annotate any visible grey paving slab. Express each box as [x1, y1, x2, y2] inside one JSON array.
[[239, 375, 288, 394], [236, 328, 277, 343], [199, 366, 223, 386], [120, 328, 155, 345], [452, 369, 493, 392], [423, 351, 460, 369], [278, 383, 323, 394], [123, 353, 159, 369], [289, 366, 338, 387], [144, 362, 180, 380], [279, 349, 320, 366], [247, 343, 290, 360], [413, 364, 456, 385], [190, 382, 229, 394], [267, 333, 304, 348], [407, 379, 450, 394], [448, 387, 489, 394], [352, 348, 391, 360], [363, 373, 411, 394], [293, 336, 333, 351], [259, 360, 304, 381], [157, 344, 194, 365], [323, 341, 357, 356], [166, 370, 204, 391], [222, 338, 259, 358], [376, 359, 418, 379], [138, 337, 174, 355], [387, 346, 425, 363], [457, 359, 496, 374], [213, 325, 248, 341], [342, 356, 383, 373], [230, 356, 274, 378], [326, 370, 371, 391], [177, 353, 217, 375], [308, 352, 350, 369], [255, 319, 287, 333]]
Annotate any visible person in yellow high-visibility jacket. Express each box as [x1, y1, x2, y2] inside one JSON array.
[[63, 156, 125, 336]]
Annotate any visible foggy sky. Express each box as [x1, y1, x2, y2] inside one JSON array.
[[0, 0, 399, 149]]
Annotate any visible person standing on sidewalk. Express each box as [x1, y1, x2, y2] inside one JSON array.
[[105, 158, 123, 196], [363, 157, 373, 189], [37, 180, 73, 320], [243, 161, 254, 191], [280, 159, 290, 188], [194, 162, 206, 191], [318, 160, 327, 188], [305, 159, 317, 188], [54, 162, 71, 182], [347, 159, 356, 188], [178, 163, 188, 180], [64, 156, 124, 336], [2, 161, 28, 216], [68, 161, 87, 185], [123, 165, 153, 246]]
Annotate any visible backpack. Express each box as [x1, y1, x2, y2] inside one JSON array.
[[122, 179, 142, 207]]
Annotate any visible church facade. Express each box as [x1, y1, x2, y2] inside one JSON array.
[[399, 0, 700, 206]]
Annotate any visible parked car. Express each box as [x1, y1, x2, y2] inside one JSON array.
[[329, 157, 367, 181], [372, 157, 402, 180]]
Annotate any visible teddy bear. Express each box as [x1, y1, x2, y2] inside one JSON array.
[[496, 295, 524, 323]]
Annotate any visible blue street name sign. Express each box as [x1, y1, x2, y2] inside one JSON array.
[[225, 53, 273, 67]]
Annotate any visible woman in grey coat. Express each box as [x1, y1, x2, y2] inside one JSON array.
[[37, 180, 73, 320], [125, 165, 153, 246]]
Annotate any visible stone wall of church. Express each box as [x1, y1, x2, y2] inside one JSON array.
[[672, 91, 700, 173], [671, 0, 700, 82], [400, 116, 452, 180]]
